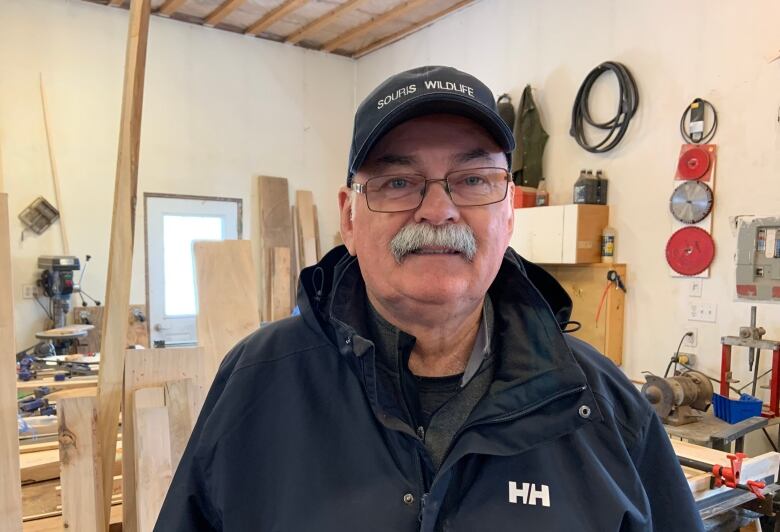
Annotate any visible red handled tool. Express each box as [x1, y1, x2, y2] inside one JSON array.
[[678, 453, 766, 499]]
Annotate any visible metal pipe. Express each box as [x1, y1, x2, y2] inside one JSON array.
[[749, 306, 757, 371], [752, 349, 762, 397], [678, 456, 713, 472]]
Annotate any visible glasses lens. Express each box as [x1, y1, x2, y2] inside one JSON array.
[[447, 168, 509, 206], [365, 175, 426, 212]]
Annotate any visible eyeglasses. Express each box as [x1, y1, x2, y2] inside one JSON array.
[[351, 167, 510, 213]]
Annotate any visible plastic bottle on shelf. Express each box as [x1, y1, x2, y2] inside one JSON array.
[[601, 225, 616, 263], [535, 179, 549, 206]]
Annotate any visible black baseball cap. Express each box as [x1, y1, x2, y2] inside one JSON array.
[[347, 65, 516, 185]]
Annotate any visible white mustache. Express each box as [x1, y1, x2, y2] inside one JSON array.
[[389, 223, 477, 263]]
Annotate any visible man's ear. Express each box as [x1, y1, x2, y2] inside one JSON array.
[[338, 186, 357, 256]]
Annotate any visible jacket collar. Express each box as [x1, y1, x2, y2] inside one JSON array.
[[297, 246, 594, 427]]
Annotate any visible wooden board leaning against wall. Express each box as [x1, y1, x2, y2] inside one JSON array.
[[1, 191, 23, 530], [258, 176, 294, 323]]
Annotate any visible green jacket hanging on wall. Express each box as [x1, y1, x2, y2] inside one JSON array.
[[511, 85, 548, 187]]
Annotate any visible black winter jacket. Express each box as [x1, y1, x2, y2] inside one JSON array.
[[155, 246, 704, 531]]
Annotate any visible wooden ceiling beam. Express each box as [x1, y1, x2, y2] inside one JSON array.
[[321, 0, 427, 53], [352, 0, 474, 58], [285, 0, 369, 45], [157, 0, 188, 17], [244, 0, 309, 36], [204, 0, 247, 27]]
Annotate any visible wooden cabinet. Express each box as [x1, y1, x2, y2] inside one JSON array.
[[542, 263, 626, 366], [509, 204, 609, 264]]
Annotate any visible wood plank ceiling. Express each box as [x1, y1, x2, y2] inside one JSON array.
[[82, 0, 479, 58]]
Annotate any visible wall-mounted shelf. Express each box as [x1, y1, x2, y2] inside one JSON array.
[[510, 204, 608, 264]]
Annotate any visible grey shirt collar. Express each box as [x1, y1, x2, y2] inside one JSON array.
[[461, 295, 493, 387]]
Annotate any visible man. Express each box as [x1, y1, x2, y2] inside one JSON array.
[[156, 66, 702, 531]]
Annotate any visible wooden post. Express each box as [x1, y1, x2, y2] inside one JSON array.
[[96, 0, 151, 526], [0, 191, 22, 530], [133, 387, 171, 532], [58, 396, 104, 532]]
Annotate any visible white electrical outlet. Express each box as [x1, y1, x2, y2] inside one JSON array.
[[678, 352, 697, 366], [689, 278, 702, 297], [683, 327, 698, 347], [688, 301, 717, 323], [22, 284, 37, 299]]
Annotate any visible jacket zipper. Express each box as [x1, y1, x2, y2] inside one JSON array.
[[463, 384, 587, 430], [419, 384, 587, 528]]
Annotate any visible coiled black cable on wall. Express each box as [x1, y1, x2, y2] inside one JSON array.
[[570, 61, 639, 153], [679, 98, 718, 144]]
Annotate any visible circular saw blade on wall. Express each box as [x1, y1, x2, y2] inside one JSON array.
[[677, 147, 710, 179], [674, 144, 717, 182], [665, 227, 715, 276], [669, 180, 714, 224]]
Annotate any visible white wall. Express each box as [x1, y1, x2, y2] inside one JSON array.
[[356, 1, 780, 450], [0, 0, 355, 347]]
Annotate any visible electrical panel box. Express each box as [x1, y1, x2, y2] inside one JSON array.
[[735, 216, 780, 301]]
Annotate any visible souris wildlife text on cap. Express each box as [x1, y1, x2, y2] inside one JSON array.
[[347, 65, 516, 185]]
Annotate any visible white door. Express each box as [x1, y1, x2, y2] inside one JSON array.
[[146, 195, 241, 346]]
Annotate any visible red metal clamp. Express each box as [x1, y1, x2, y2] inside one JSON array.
[[711, 453, 744, 489], [743, 480, 767, 499]]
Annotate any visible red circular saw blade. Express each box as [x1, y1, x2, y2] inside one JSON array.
[[666, 227, 715, 276], [677, 147, 710, 180]]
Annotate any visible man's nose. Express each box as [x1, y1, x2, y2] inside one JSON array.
[[413, 179, 460, 225]]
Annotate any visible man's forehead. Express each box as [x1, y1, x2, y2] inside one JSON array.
[[372, 148, 495, 168]]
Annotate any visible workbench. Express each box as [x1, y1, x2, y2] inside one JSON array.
[[664, 412, 767, 452]]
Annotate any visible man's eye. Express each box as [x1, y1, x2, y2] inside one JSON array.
[[388, 178, 409, 189], [463, 175, 485, 186]]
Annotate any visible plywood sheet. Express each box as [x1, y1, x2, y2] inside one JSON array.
[[58, 396, 103, 532], [542, 263, 626, 365], [123, 347, 204, 532], [194, 240, 259, 384], [0, 193, 22, 531]]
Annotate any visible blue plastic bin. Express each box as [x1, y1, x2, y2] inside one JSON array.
[[712, 393, 763, 424]]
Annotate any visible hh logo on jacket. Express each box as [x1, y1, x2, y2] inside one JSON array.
[[508, 481, 550, 507]]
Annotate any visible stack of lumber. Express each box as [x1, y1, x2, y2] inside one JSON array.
[[295, 189, 321, 270], [258, 176, 295, 322], [257, 178, 324, 323]]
